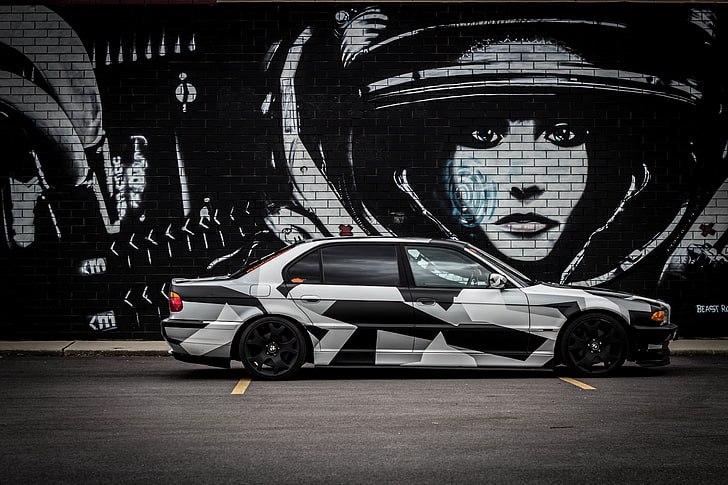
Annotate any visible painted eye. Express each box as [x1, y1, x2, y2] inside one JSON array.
[[544, 123, 584, 147], [471, 129, 503, 148]]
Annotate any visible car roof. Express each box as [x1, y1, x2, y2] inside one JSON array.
[[295, 236, 467, 249]]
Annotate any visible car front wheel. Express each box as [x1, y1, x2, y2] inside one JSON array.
[[239, 317, 306, 380], [560, 313, 628, 377]]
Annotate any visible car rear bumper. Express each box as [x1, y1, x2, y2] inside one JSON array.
[[632, 323, 679, 367], [169, 350, 231, 368], [161, 317, 235, 365]]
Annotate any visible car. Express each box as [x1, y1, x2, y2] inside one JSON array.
[[161, 237, 677, 379]]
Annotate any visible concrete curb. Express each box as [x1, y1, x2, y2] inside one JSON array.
[[0, 340, 170, 357], [670, 339, 728, 356], [64, 340, 171, 356], [1, 339, 728, 357]]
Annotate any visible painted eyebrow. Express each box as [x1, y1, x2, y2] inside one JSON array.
[[476, 118, 509, 135]]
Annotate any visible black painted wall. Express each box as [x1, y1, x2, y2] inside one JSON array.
[[1, 2, 727, 339]]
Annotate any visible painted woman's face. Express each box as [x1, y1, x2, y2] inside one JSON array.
[[445, 119, 589, 261]]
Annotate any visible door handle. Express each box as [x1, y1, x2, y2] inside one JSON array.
[[416, 298, 436, 305], [301, 295, 320, 303]]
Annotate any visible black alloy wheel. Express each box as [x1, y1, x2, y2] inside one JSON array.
[[560, 313, 629, 377], [239, 317, 306, 380]]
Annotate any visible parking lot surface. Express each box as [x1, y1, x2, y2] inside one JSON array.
[[1, 355, 727, 484]]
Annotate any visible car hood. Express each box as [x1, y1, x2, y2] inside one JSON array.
[[536, 282, 668, 307]]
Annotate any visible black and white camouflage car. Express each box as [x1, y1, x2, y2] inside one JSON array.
[[162, 237, 677, 379]]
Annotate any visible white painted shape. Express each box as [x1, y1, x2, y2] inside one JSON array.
[[409, 332, 477, 367], [314, 323, 357, 365], [376, 352, 421, 366], [180, 341, 225, 356], [376, 330, 414, 352], [215, 303, 246, 323]]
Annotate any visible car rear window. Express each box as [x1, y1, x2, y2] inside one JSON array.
[[286, 250, 322, 284], [230, 244, 295, 277]]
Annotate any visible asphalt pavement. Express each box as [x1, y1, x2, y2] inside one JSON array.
[[2, 354, 727, 484], [0, 338, 727, 357]]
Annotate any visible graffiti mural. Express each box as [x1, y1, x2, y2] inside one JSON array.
[[1, 3, 727, 338]]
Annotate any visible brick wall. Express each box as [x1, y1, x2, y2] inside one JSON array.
[[1, 2, 727, 338]]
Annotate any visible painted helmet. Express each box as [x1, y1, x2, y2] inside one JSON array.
[[265, 4, 725, 285]]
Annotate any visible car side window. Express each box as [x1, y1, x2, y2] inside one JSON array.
[[405, 246, 492, 288], [321, 244, 400, 286], [286, 250, 322, 284]]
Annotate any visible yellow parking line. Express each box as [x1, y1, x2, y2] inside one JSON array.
[[231, 377, 251, 395], [558, 376, 596, 390]]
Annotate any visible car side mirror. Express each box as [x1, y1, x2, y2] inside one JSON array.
[[489, 273, 507, 289]]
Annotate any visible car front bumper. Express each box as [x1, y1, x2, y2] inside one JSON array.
[[632, 323, 679, 367]]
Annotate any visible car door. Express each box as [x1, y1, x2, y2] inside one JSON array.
[[403, 244, 536, 366], [285, 243, 414, 366]]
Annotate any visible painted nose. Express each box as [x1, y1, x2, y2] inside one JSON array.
[[510, 186, 545, 201]]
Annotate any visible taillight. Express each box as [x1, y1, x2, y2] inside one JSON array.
[[169, 291, 183, 312]]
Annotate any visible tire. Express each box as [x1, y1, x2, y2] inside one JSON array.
[[560, 313, 629, 377], [239, 317, 306, 380]]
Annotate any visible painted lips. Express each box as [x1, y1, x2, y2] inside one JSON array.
[[495, 213, 559, 234]]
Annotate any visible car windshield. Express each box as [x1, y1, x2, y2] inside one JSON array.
[[465, 244, 534, 287]]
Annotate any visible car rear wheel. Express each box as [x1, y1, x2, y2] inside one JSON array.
[[560, 313, 628, 377], [239, 317, 306, 380]]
